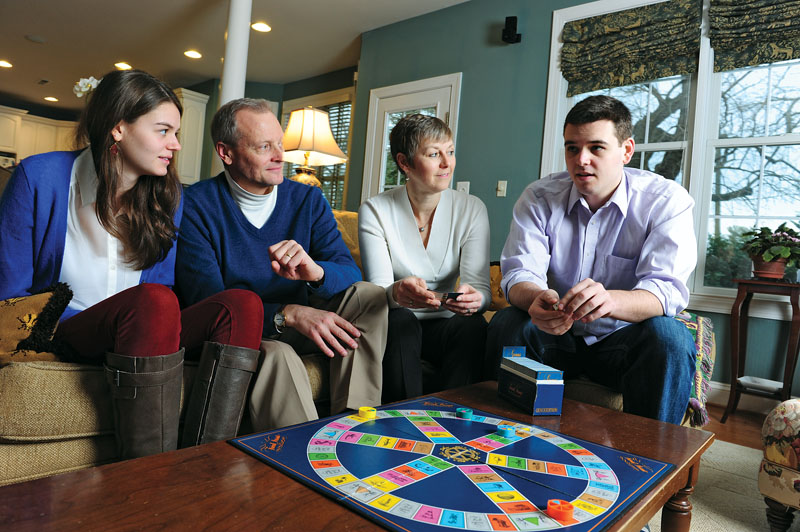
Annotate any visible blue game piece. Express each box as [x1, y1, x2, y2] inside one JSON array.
[[499, 425, 515, 438], [456, 407, 473, 420]]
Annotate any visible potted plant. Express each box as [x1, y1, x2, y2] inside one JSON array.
[[740, 222, 800, 279]]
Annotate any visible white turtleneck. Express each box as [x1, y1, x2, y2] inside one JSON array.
[[224, 169, 278, 228]]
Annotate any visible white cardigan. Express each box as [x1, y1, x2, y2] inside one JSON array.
[[358, 186, 491, 320]]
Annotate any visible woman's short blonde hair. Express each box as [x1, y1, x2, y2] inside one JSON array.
[[389, 114, 452, 175]]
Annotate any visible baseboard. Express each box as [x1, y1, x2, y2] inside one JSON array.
[[706, 380, 784, 415]]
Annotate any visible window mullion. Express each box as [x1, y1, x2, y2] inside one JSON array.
[[686, 0, 716, 296], [755, 144, 766, 226]]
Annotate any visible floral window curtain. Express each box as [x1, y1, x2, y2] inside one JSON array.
[[709, 0, 800, 72], [560, 0, 702, 97]]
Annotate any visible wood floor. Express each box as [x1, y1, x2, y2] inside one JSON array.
[[703, 402, 766, 450]]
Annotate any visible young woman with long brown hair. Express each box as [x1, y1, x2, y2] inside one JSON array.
[[0, 69, 264, 459]]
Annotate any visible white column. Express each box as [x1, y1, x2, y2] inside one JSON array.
[[214, 0, 252, 175], [219, 0, 252, 106]]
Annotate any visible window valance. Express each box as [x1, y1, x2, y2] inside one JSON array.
[[710, 0, 800, 72], [560, 0, 701, 96]]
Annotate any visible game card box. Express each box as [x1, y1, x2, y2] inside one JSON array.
[[498, 355, 565, 416], [230, 398, 673, 532]]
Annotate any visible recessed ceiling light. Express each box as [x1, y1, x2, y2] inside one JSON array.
[[44, 96, 58, 102], [115, 62, 132, 70], [184, 50, 202, 59], [0, 60, 12, 68], [251, 22, 271, 32]]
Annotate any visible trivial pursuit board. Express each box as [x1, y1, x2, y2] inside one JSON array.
[[230, 398, 672, 532]]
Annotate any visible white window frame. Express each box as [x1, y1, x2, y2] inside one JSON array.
[[543, 0, 794, 320], [361, 73, 462, 201]]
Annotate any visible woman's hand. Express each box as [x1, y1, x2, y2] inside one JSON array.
[[392, 277, 441, 309], [443, 283, 483, 316]]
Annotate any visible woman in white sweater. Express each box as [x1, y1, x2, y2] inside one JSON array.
[[358, 114, 490, 401]]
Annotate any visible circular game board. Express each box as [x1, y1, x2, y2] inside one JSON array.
[[305, 407, 621, 530]]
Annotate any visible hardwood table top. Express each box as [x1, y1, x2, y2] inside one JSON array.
[[0, 382, 714, 532]]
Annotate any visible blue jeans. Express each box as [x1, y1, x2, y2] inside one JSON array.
[[486, 306, 696, 425]]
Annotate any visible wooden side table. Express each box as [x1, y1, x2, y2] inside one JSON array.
[[721, 278, 800, 423]]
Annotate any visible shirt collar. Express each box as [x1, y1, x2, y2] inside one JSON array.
[[74, 148, 100, 208], [567, 169, 630, 217]]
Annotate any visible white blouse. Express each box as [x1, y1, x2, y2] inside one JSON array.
[[59, 149, 141, 314], [358, 186, 491, 320]]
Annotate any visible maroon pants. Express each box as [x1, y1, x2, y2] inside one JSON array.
[[55, 284, 263, 361]]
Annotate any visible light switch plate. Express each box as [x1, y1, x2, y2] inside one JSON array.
[[456, 181, 470, 194], [497, 180, 508, 197]]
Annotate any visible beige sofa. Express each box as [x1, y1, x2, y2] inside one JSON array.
[[0, 209, 714, 486]]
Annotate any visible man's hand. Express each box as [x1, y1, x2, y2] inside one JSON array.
[[392, 277, 441, 309], [528, 289, 574, 335], [443, 283, 483, 316], [556, 278, 615, 324], [269, 240, 324, 283], [283, 304, 360, 358]]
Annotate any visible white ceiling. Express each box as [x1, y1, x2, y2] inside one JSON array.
[[0, 0, 469, 114]]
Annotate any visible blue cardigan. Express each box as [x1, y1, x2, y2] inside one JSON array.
[[176, 174, 360, 336], [0, 150, 183, 320]]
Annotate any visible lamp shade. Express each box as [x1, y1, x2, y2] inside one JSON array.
[[283, 106, 347, 167]]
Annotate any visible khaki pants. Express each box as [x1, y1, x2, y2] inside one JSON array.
[[249, 282, 388, 431]]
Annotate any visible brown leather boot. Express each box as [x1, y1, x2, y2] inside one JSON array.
[[181, 342, 260, 446], [104, 349, 184, 459]]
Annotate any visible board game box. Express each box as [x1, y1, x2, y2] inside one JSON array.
[[498, 356, 565, 416], [230, 398, 673, 531]]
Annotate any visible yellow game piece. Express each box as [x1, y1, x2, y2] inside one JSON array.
[[359, 406, 377, 419]]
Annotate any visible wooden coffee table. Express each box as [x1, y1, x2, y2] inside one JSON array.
[[0, 382, 713, 532]]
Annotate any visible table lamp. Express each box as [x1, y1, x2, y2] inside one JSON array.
[[283, 106, 347, 188]]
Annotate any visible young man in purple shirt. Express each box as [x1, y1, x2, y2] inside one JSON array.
[[488, 95, 697, 425]]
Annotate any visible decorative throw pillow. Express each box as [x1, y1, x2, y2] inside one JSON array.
[[0, 283, 73, 365], [489, 261, 510, 311]]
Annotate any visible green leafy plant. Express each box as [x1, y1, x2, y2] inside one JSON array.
[[740, 222, 800, 267]]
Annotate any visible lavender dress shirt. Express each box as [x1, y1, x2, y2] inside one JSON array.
[[500, 168, 697, 344]]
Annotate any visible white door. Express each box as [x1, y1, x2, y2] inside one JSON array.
[[361, 73, 462, 201]]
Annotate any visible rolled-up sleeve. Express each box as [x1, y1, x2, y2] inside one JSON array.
[[633, 188, 696, 316], [500, 184, 552, 298]]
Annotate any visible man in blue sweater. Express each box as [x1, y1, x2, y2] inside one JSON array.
[[176, 98, 387, 430]]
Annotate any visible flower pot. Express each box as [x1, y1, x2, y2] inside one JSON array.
[[752, 257, 788, 279]]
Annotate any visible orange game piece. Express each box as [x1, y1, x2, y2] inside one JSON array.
[[546, 499, 574, 521]]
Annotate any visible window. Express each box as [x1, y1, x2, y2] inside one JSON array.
[[282, 88, 354, 210], [544, 0, 800, 319], [580, 76, 691, 186], [705, 61, 800, 289]]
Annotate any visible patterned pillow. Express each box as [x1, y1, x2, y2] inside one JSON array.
[[489, 261, 510, 312], [0, 283, 73, 365]]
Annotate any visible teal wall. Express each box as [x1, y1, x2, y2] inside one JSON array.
[[284, 67, 357, 101], [702, 311, 800, 393], [347, 0, 800, 393], [347, 0, 589, 247]]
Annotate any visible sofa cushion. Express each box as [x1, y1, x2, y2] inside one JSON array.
[[0, 283, 73, 365], [0, 361, 197, 442], [301, 353, 330, 402], [333, 209, 361, 271], [488, 262, 510, 312], [1, 435, 117, 486], [0, 361, 112, 441]]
